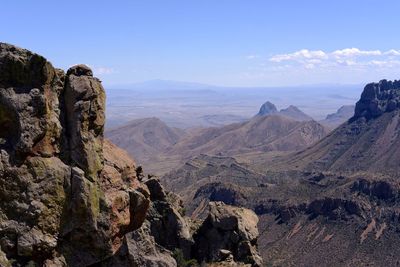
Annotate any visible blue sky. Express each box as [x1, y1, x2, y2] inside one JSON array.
[[2, 0, 400, 87]]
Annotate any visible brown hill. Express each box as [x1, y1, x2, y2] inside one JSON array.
[[106, 117, 185, 165], [167, 114, 328, 159], [278, 105, 314, 121], [107, 114, 328, 175]]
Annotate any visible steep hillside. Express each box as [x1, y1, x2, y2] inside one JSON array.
[[106, 117, 185, 164], [279, 105, 314, 121], [319, 105, 355, 129], [286, 80, 400, 176], [162, 154, 265, 205], [168, 114, 328, 159], [108, 112, 327, 175]]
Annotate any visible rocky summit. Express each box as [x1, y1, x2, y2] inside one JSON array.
[[256, 101, 278, 116], [0, 43, 262, 267], [353, 79, 400, 120]]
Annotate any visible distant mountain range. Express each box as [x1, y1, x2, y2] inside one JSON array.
[[106, 100, 355, 175], [106, 101, 330, 174], [167, 114, 327, 158]]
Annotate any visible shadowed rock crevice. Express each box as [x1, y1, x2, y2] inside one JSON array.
[[0, 98, 19, 146]]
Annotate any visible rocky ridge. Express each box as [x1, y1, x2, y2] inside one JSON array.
[[257, 101, 313, 122], [278, 105, 314, 121], [319, 105, 355, 129], [0, 43, 262, 267], [353, 79, 400, 120]]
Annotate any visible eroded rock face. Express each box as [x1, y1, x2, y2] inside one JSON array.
[[353, 79, 400, 120], [101, 178, 188, 267], [144, 178, 193, 259], [351, 179, 397, 201], [0, 43, 148, 266], [64, 64, 105, 180], [193, 202, 263, 267]]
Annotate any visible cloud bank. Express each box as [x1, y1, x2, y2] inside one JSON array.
[[269, 48, 400, 69]]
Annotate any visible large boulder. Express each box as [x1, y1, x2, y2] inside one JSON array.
[[193, 202, 263, 267], [100, 178, 191, 267], [144, 178, 194, 258], [64, 64, 105, 180]]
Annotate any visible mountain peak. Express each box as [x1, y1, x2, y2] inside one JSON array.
[[353, 79, 400, 120], [283, 105, 299, 110], [257, 101, 278, 116], [279, 105, 314, 121]]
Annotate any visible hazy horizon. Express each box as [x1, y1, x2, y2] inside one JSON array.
[[103, 78, 366, 90], [3, 0, 400, 87]]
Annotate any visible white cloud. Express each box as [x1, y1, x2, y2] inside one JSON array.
[[384, 49, 400, 56], [367, 60, 400, 67], [270, 49, 327, 62], [332, 48, 381, 57], [239, 48, 400, 85], [268, 48, 400, 70]]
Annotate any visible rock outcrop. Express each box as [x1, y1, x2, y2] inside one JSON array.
[[257, 102, 313, 122], [193, 202, 263, 267], [257, 101, 277, 116], [353, 79, 400, 120], [0, 43, 150, 266]]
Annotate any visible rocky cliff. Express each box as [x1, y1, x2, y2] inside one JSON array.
[[353, 79, 400, 120], [0, 43, 262, 267], [0, 43, 147, 266], [284, 79, 400, 176], [257, 101, 278, 116]]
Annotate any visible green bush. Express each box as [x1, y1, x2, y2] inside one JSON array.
[[172, 248, 199, 267]]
